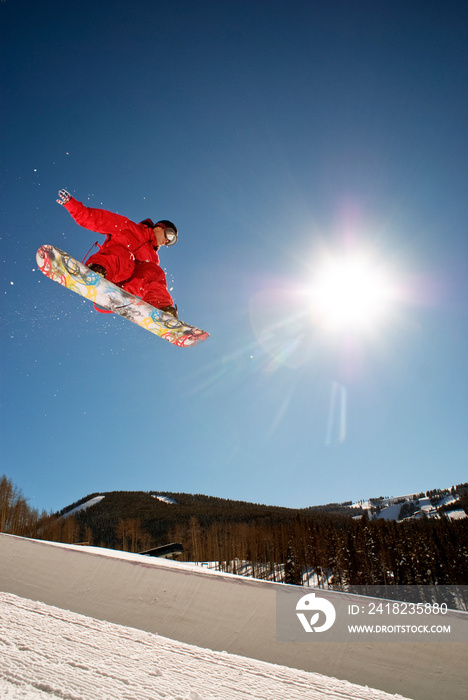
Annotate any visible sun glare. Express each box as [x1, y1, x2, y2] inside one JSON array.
[[310, 254, 394, 333]]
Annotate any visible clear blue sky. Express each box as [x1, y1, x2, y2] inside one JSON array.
[[1, 0, 467, 514]]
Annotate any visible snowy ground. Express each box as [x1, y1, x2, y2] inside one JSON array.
[[1, 592, 409, 700], [2, 534, 467, 700]]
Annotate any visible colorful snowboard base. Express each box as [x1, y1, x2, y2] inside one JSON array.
[[36, 245, 209, 347]]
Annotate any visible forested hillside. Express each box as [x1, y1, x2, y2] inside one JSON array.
[[2, 477, 467, 588]]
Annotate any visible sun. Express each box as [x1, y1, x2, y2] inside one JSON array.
[[309, 253, 395, 333]]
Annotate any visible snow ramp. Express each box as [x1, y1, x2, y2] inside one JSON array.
[[1, 534, 466, 700]]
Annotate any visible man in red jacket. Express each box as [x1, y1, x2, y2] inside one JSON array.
[[57, 189, 178, 317]]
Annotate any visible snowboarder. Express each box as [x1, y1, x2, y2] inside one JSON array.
[[57, 189, 179, 317]]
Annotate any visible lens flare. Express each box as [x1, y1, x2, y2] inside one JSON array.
[[326, 381, 347, 445]]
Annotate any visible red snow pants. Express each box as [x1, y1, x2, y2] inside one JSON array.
[[87, 243, 173, 309]]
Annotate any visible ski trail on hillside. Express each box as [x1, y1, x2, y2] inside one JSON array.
[[0, 593, 410, 700]]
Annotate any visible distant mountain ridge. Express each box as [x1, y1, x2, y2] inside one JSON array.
[[59, 482, 468, 527]]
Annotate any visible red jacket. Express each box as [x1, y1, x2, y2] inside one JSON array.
[[63, 197, 174, 308], [63, 197, 161, 266]]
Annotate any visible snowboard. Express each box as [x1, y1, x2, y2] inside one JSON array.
[[36, 245, 209, 347]]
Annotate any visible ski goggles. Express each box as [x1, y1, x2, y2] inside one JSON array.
[[163, 227, 178, 246], [156, 223, 178, 246]]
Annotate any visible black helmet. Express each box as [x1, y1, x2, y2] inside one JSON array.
[[140, 219, 178, 246], [156, 219, 178, 235], [155, 220, 178, 246]]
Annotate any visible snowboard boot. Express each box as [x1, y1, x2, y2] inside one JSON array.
[[159, 304, 178, 318], [88, 263, 107, 278]]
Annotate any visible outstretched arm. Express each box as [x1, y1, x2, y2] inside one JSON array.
[[56, 189, 139, 236]]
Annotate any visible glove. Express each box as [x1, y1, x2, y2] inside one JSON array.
[[159, 305, 178, 318], [57, 189, 71, 205]]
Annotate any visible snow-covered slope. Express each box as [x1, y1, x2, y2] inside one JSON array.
[[447, 509, 468, 521], [62, 494, 105, 517], [152, 494, 178, 504], [1, 591, 408, 700], [350, 490, 467, 522], [1, 534, 467, 700]]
